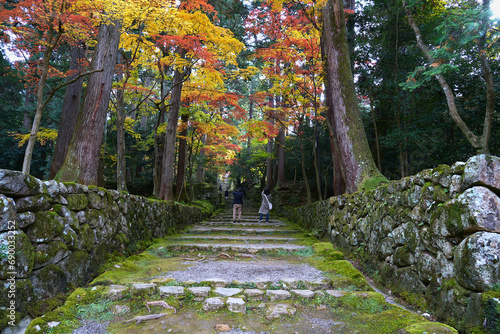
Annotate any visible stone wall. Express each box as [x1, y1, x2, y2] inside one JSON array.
[[278, 154, 500, 333], [0, 170, 207, 329]]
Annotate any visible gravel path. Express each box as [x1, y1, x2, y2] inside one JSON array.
[[157, 260, 326, 283]]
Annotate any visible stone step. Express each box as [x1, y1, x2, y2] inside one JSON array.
[[208, 216, 280, 222], [173, 235, 300, 243], [186, 226, 299, 234], [200, 221, 286, 227], [104, 283, 388, 317], [162, 242, 308, 253]]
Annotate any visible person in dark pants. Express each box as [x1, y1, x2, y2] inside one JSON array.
[[232, 187, 244, 222], [258, 187, 271, 222]]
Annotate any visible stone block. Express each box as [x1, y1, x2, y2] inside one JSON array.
[[202, 297, 225, 311], [0, 230, 34, 279], [187, 286, 210, 297], [131, 282, 156, 295], [0, 195, 16, 232], [244, 288, 264, 299], [454, 232, 500, 291], [462, 154, 500, 192], [266, 289, 291, 302], [290, 289, 315, 299], [159, 286, 185, 297], [265, 303, 296, 320], [227, 297, 246, 313], [0, 169, 45, 196], [325, 290, 347, 298], [214, 287, 242, 297], [106, 285, 128, 301]]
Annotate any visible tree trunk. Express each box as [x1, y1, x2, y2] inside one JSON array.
[[403, 1, 494, 154], [322, 0, 385, 192], [266, 135, 275, 191], [55, 21, 121, 184], [276, 126, 286, 186], [116, 58, 128, 192], [175, 110, 189, 200], [22, 25, 62, 175], [159, 62, 186, 201], [299, 135, 312, 204], [49, 43, 86, 179]]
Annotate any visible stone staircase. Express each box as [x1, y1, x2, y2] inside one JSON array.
[[26, 203, 459, 334]]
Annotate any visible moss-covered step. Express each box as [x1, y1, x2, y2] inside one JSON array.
[[185, 226, 300, 235], [199, 221, 287, 227], [24, 283, 458, 334], [159, 242, 309, 253], [172, 235, 301, 244]]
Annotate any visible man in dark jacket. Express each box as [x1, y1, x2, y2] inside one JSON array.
[[232, 187, 244, 223]]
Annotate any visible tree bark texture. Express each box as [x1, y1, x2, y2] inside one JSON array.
[[175, 111, 189, 200], [49, 43, 86, 179], [276, 126, 286, 187], [322, 0, 383, 193], [159, 63, 186, 201], [55, 21, 121, 184], [403, 1, 494, 154], [116, 70, 128, 192]]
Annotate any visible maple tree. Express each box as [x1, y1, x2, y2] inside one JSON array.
[[402, 0, 498, 154], [0, 0, 95, 175]]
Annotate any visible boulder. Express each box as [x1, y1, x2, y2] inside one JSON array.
[[462, 154, 500, 193], [26, 211, 64, 243], [0, 169, 45, 196], [0, 195, 16, 232], [30, 264, 67, 299], [454, 232, 500, 291], [0, 230, 34, 279], [33, 240, 70, 270]]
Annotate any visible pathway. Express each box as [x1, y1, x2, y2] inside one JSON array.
[[28, 201, 458, 334]]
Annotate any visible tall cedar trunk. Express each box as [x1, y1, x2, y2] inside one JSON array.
[[276, 126, 286, 186], [196, 134, 206, 182], [116, 56, 128, 192], [159, 63, 185, 200], [246, 87, 254, 187], [312, 115, 322, 200], [320, 35, 346, 196], [322, 0, 384, 192], [153, 77, 168, 196], [22, 24, 62, 174], [299, 135, 312, 203], [175, 111, 189, 200], [49, 44, 86, 179], [266, 135, 275, 191], [403, 0, 495, 154], [55, 21, 121, 184]]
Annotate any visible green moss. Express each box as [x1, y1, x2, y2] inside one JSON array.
[[34, 241, 68, 268], [88, 185, 98, 191], [403, 322, 458, 333], [62, 182, 77, 187], [432, 164, 451, 174], [482, 285, 500, 333], [360, 176, 389, 192], [66, 193, 88, 211], [312, 242, 344, 260], [30, 211, 64, 242]]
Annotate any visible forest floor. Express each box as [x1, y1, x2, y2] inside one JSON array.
[[26, 200, 458, 334]]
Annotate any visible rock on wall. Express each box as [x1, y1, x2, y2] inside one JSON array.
[[281, 154, 500, 333], [0, 170, 206, 329]]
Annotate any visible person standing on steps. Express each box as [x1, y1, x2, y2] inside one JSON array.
[[232, 187, 244, 223], [258, 187, 271, 223]]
